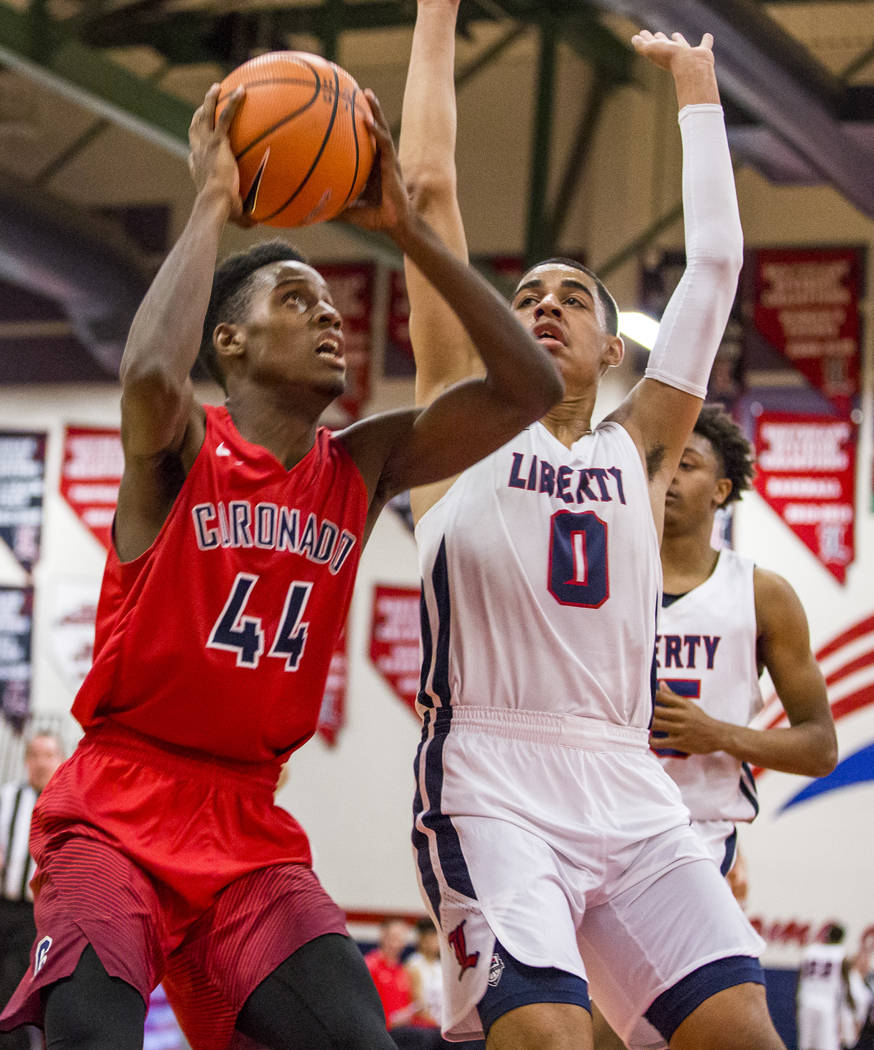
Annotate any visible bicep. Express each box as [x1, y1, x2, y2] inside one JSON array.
[[608, 378, 703, 484], [405, 195, 482, 406], [757, 572, 830, 727], [115, 402, 204, 561], [121, 370, 196, 459]]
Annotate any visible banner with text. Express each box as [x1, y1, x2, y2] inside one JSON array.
[[751, 247, 863, 412], [753, 412, 855, 583], [0, 586, 33, 730], [317, 628, 347, 746], [369, 585, 421, 715], [384, 256, 529, 379], [59, 426, 123, 550], [0, 431, 46, 573], [318, 263, 374, 423]]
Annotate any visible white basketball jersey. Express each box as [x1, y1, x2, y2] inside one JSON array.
[[798, 943, 846, 1008], [415, 421, 660, 729], [655, 549, 763, 822]]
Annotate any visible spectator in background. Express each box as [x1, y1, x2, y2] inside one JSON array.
[[365, 920, 417, 1035], [797, 924, 854, 1050], [405, 918, 443, 1033], [0, 731, 64, 1050]]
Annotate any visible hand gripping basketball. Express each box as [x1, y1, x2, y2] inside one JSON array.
[[216, 51, 376, 228]]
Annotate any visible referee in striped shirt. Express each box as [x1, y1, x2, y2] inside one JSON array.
[[0, 732, 63, 1050]]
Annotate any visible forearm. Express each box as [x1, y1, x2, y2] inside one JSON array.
[[400, 0, 475, 400], [392, 213, 562, 409], [716, 721, 837, 777], [121, 186, 231, 390], [643, 102, 742, 398], [399, 0, 460, 206]]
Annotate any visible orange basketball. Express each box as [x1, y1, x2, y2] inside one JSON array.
[[217, 51, 375, 228]]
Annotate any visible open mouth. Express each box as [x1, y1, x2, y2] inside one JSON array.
[[533, 322, 565, 346], [316, 339, 343, 361]]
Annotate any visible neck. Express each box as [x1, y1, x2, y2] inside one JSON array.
[[541, 391, 596, 448], [224, 382, 327, 468], [661, 520, 720, 593]]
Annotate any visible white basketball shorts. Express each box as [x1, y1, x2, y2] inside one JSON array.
[[412, 706, 765, 1042]]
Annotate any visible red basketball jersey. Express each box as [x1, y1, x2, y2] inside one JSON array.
[[73, 405, 368, 763]]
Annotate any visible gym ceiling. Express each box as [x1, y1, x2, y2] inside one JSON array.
[[0, 0, 872, 382]]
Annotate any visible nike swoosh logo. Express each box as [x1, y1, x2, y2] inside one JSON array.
[[216, 442, 231, 457]]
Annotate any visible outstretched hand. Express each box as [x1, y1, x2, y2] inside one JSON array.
[[336, 90, 411, 234], [188, 84, 254, 227], [631, 29, 715, 72]]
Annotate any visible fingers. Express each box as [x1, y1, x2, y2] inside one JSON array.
[[363, 89, 393, 149], [630, 28, 714, 51], [216, 86, 245, 132], [201, 83, 220, 129]]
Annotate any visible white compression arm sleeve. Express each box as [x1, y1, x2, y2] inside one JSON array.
[[643, 103, 743, 399]]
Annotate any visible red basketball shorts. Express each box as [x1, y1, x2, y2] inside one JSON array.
[[0, 723, 348, 1050]]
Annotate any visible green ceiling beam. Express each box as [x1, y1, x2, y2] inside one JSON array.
[[0, 0, 192, 157]]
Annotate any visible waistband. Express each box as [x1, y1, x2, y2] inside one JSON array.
[[80, 721, 281, 791], [424, 705, 649, 751]]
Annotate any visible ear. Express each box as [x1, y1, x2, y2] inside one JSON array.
[[712, 477, 733, 509], [601, 334, 625, 371], [213, 323, 245, 362]]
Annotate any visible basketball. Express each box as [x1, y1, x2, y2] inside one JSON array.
[[217, 51, 375, 228]]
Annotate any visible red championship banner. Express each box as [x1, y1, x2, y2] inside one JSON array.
[[369, 585, 421, 714], [317, 628, 347, 746], [59, 426, 123, 550], [751, 247, 863, 412], [384, 268, 413, 377], [384, 255, 530, 378], [753, 412, 855, 584], [317, 262, 374, 422]]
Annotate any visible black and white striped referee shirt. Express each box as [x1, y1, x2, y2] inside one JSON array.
[[0, 780, 38, 903]]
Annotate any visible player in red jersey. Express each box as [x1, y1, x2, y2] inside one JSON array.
[[0, 86, 562, 1050]]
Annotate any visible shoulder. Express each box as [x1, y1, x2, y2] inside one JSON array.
[[753, 566, 801, 608], [753, 566, 808, 636]]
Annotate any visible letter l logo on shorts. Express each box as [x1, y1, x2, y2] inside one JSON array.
[[447, 920, 480, 979]]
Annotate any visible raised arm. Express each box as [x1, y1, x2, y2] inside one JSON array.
[[114, 85, 244, 561], [608, 33, 743, 521], [337, 94, 563, 530], [398, 0, 477, 404], [650, 569, 837, 777]]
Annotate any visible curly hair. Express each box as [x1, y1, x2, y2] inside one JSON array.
[[197, 239, 307, 391], [693, 404, 755, 505]]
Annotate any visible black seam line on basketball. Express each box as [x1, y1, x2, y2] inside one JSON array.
[[337, 86, 362, 212], [262, 62, 341, 223], [233, 76, 322, 163], [243, 148, 270, 214]]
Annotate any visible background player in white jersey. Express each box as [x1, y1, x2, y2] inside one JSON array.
[[601, 405, 838, 1048], [797, 925, 855, 1050], [400, 4, 784, 1049], [653, 404, 837, 872]]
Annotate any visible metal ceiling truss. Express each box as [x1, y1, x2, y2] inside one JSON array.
[[1, 0, 872, 379]]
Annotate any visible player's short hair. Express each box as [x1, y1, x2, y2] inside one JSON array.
[[415, 917, 436, 938], [198, 239, 307, 391], [527, 257, 620, 337], [693, 404, 755, 505], [825, 923, 846, 944]]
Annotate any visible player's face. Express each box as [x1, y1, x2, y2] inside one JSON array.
[[237, 261, 346, 397], [664, 433, 730, 533], [511, 263, 622, 396], [25, 735, 62, 792]]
